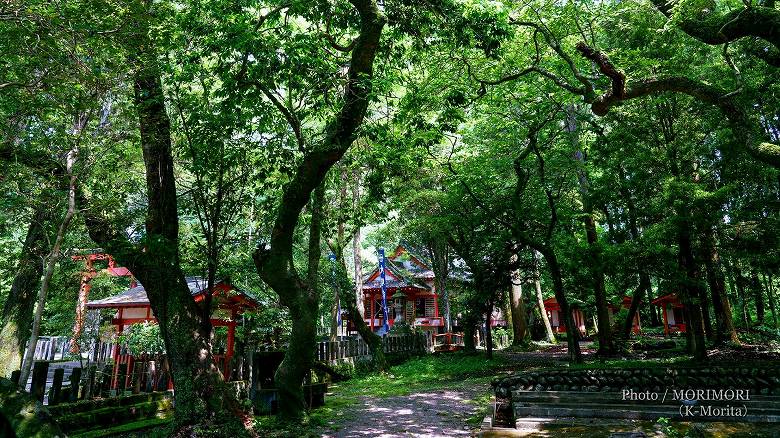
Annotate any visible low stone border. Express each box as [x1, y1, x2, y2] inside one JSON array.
[[493, 366, 780, 398]]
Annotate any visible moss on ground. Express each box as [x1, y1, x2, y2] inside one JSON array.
[[70, 417, 172, 438]]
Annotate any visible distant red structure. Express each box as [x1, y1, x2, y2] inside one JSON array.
[[651, 293, 687, 335], [86, 277, 257, 388], [543, 297, 586, 336], [607, 295, 642, 335], [361, 246, 444, 334], [71, 252, 136, 352]]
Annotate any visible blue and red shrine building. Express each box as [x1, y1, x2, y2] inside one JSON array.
[[361, 246, 444, 334]]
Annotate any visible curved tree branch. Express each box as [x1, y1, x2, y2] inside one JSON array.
[[575, 42, 780, 167], [253, 0, 386, 304], [653, 1, 780, 66]]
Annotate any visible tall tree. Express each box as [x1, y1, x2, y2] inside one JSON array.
[[251, 0, 386, 419]]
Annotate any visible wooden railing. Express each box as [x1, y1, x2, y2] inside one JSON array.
[[12, 333, 433, 405], [23, 336, 114, 363], [314, 332, 432, 362]]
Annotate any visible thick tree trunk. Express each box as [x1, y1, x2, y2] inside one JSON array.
[[0, 206, 48, 379], [583, 212, 614, 354], [539, 247, 582, 363], [569, 107, 614, 355], [532, 252, 556, 343], [276, 292, 319, 416], [701, 226, 739, 345], [463, 323, 476, 353], [251, 1, 384, 420], [509, 260, 528, 346], [81, 19, 247, 430], [677, 219, 708, 361]]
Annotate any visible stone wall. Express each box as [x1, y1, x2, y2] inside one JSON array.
[[493, 366, 780, 399]]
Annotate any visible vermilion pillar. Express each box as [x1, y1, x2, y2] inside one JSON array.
[[662, 304, 669, 336], [225, 309, 237, 378], [370, 295, 375, 330]]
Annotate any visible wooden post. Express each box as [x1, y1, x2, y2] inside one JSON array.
[[146, 360, 156, 392], [133, 362, 143, 394], [10, 370, 21, 387], [68, 367, 82, 402], [82, 365, 96, 400], [124, 355, 133, 391], [30, 361, 49, 402], [49, 368, 64, 406]]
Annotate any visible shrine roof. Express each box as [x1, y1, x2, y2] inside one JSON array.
[[362, 258, 431, 291], [87, 276, 258, 311]]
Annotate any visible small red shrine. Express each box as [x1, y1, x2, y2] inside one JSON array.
[[607, 295, 642, 334], [361, 246, 444, 333], [86, 276, 258, 389], [543, 297, 586, 336], [651, 293, 687, 335]]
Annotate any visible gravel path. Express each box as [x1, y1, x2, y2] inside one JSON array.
[[318, 380, 489, 438]]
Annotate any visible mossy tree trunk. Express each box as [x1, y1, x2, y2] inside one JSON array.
[[508, 252, 528, 346], [251, 0, 385, 420], [702, 226, 739, 345], [81, 7, 247, 431], [0, 207, 48, 379], [676, 216, 708, 361]]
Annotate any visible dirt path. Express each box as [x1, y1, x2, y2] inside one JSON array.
[[317, 379, 490, 438], [313, 348, 597, 438]]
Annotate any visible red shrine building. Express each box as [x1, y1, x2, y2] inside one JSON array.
[[651, 293, 687, 335], [607, 295, 642, 335], [361, 246, 444, 334], [77, 264, 257, 389], [543, 297, 587, 336]]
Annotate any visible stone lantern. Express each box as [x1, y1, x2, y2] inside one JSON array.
[[391, 290, 406, 322]]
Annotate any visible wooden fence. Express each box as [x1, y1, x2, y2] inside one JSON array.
[[12, 332, 432, 405], [23, 336, 114, 363], [314, 332, 432, 363]]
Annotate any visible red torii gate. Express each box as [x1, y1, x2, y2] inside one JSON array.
[[71, 252, 135, 352]]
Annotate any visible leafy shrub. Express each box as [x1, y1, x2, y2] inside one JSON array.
[[118, 322, 165, 356]]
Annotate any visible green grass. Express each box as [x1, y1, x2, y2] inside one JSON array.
[[332, 352, 510, 398]]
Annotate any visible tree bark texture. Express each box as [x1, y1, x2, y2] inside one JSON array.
[[251, 0, 385, 419], [0, 206, 48, 379], [701, 226, 739, 344]]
